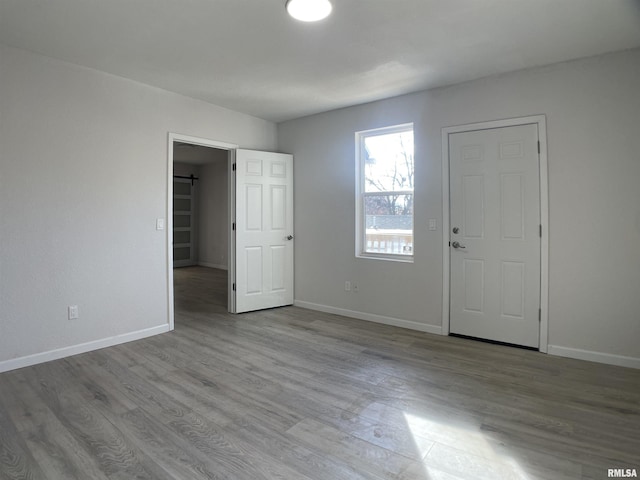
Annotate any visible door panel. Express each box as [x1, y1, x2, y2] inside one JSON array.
[[463, 259, 484, 313], [449, 124, 540, 348], [235, 149, 294, 313], [500, 174, 525, 240], [462, 175, 485, 238]]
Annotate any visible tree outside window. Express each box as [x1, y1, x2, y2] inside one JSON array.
[[357, 124, 414, 258]]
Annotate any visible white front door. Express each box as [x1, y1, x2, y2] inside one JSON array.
[[234, 149, 294, 313], [449, 124, 540, 348]]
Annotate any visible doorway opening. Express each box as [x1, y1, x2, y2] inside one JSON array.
[[173, 144, 228, 316], [167, 133, 238, 330]]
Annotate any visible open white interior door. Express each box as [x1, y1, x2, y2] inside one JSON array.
[[234, 149, 294, 313]]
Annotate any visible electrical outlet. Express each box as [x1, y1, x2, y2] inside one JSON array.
[[345, 281, 351, 292], [68, 305, 79, 320]]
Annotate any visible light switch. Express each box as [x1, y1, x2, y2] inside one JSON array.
[[156, 218, 165, 230], [428, 219, 437, 231]]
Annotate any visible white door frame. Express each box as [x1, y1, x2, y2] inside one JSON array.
[[167, 133, 238, 330], [441, 115, 549, 352]]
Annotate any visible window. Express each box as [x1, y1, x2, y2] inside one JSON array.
[[356, 124, 414, 260]]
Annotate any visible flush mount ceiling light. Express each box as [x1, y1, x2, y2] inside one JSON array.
[[286, 0, 332, 22]]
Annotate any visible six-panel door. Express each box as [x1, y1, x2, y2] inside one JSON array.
[[449, 124, 541, 348], [235, 149, 294, 313]]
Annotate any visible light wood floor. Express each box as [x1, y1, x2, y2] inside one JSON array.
[[1, 266, 638, 479]]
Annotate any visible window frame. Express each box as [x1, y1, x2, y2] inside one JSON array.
[[355, 123, 415, 262]]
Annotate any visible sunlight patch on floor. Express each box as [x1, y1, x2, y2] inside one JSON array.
[[403, 412, 530, 480]]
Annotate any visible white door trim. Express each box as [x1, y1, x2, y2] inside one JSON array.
[[441, 115, 549, 352], [167, 133, 239, 330]]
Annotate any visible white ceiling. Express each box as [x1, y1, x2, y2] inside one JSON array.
[[1, 0, 640, 123]]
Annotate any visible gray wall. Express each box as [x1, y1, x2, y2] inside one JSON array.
[[0, 45, 276, 370], [279, 48, 640, 364], [198, 150, 229, 269]]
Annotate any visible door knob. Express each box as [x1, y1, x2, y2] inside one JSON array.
[[286, 235, 294, 240], [451, 241, 466, 249]]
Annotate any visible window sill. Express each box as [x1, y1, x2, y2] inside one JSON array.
[[356, 253, 414, 264]]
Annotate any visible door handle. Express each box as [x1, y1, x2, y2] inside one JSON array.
[[451, 241, 466, 249], [286, 235, 294, 241]]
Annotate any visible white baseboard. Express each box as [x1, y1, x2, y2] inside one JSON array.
[[548, 345, 640, 369], [294, 300, 443, 336], [293, 302, 639, 369], [198, 261, 228, 271], [0, 324, 170, 374]]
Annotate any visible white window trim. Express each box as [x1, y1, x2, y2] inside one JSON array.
[[355, 123, 415, 262]]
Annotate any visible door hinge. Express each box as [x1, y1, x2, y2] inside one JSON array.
[[537, 141, 541, 154], [232, 283, 236, 291], [232, 222, 236, 231], [232, 163, 236, 171], [539, 224, 542, 237], [539, 308, 542, 322]]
